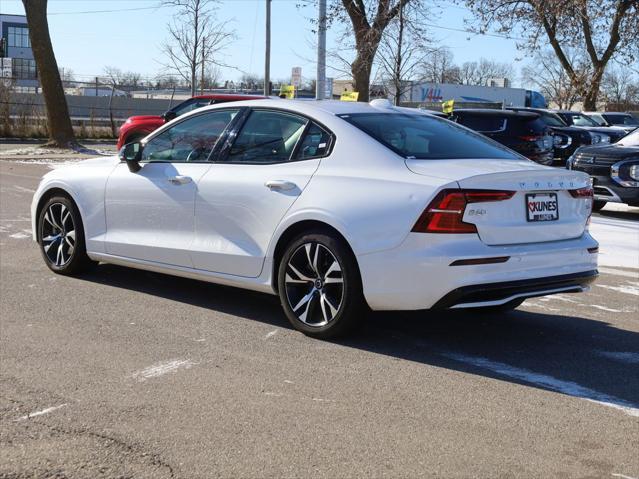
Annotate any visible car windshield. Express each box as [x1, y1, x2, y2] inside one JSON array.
[[604, 114, 639, 126], [541, 112, 567, 127], [617, 129, 639, 147], [564, 113, 599, 127], [339, 113, 519, 160]]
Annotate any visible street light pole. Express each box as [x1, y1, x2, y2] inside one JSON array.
[[264, 0, 271, 96], [316, 0, 327, 100]]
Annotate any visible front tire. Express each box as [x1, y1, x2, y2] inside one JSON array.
[[38, 195, 96, 275], [277, 231, 364, 339]]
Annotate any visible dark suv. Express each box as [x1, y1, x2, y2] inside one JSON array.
[[507, 107, 612, 165], [552, 110, 628, 144], [450, 109, 554, 165], [568, 129, 639, 210]]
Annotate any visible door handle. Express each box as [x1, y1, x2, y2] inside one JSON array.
[[265, 180, 297, 191], [167, 175, 192, 185]]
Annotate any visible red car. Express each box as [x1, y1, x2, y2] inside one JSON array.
[[117, 94, 266, 150]]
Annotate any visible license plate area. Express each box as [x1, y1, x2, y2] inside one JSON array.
[[526, 192, 559, 222]]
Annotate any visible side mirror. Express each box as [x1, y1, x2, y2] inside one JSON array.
[[162, 110, 177, 122], [119, 142, 143, 173]]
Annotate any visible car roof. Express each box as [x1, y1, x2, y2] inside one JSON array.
[[586, 111, 632, 115], [191, 94, 267, 101], [193, 98, 437, 117], [552, 110, 584, 114], [453, 108, 539, 119]]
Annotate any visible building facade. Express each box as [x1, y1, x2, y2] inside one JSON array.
[[0, 14, 38, 91]]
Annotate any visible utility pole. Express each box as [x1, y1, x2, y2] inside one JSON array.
[[316, 0, 327, 100], [264, 0, 271, 96], [394, 0, 404, 106]]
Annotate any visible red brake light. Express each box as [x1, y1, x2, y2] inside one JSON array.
[[569, 187, 593, 198], [412, 189, 515, 234]]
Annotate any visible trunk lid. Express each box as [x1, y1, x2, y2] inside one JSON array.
[[406, 159, 592, 245]]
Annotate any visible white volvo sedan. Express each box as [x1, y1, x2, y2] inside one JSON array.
[[31, 99, 598, 338]]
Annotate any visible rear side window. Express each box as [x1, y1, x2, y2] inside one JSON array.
[[340, 113, 518, 160], [227, 110, 308, 163], [509, 117, 548, 136], [454, 114, 506, 133], [295, 123, 331, 160]]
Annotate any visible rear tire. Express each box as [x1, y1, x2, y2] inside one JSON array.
[[592, 200, 607, 212], [38, 195, 96, 275], [277, 231, 364, 339]]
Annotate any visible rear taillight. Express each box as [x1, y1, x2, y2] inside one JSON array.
[[569, 187, 594, 198], [412, 189, 515, 234], [569, 187, 594, 226]]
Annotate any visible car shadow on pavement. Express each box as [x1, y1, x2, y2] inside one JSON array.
[[594, 209, 638, 221], [80, 264, 639, 414]]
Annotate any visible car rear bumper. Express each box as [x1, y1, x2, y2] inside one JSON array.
[[357, 232, 598, 311], [591, 175, 639, 206], [431, 270, 597, 309]]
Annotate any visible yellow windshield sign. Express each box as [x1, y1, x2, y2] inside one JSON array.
[[340, 91, 359, 102], [442, 99, 455, 114], [280, 85, 295, 99]]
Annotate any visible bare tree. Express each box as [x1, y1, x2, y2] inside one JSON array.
[[601, 65, 639, 109], [160, 0, 235, 97], [457, 58, 514, 86], [376, 0, 435, 104], [22, 0, 76, 147], [420, 47, 460, 84], [458, 0, 639, 110], [521, 50, 589, 109], [323, 0, 430, 102]]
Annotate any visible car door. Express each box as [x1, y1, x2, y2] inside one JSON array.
[[104, 108, 241, 267], [191, 109, 333, 277]]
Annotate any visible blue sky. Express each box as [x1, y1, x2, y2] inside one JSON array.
[[2, 0, 526, 86]]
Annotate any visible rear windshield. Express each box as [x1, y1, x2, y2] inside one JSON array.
[[339, 113, 518, 160]]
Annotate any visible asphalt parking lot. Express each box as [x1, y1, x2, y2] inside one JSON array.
[[1, 159, 638, 478]]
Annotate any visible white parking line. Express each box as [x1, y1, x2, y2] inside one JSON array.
[[612, 473, 638, 479], [264, 330, 278, 340], [596, 284, 639, 296], [15, 403, 67, 421], [442, 352, 639, 417], [131, 359, 195, 382], [599, 267, 639, 279]]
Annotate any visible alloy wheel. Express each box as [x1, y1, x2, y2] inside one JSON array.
[[41, 203, 76, 267], [284, 242, 344, 327]]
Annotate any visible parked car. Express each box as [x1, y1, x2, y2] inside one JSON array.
[[507, 107, 611, 165], [32, 99, 597, 339], [552, 110, 628, 144], [568, 128, 639, 211], [582, 111, 639, 134], [450, 109, 555, 165], [116, 94, 266, 150]]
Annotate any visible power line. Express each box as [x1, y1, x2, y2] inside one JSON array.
[[48, 5, 163, 15]]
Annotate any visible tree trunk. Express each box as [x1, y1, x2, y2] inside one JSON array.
[[23, 0, 76, 147], [582, 67, 604, 111], [352, 55, 372, 102]]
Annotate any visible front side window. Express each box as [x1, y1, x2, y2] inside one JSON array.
[[603, 114, 639, 126], [340, 113, 518, 160], [171, 98, 212, 117], [8, 26, 30, 48], [141, 109, 239, 163], [227, 110, 308, 163]]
